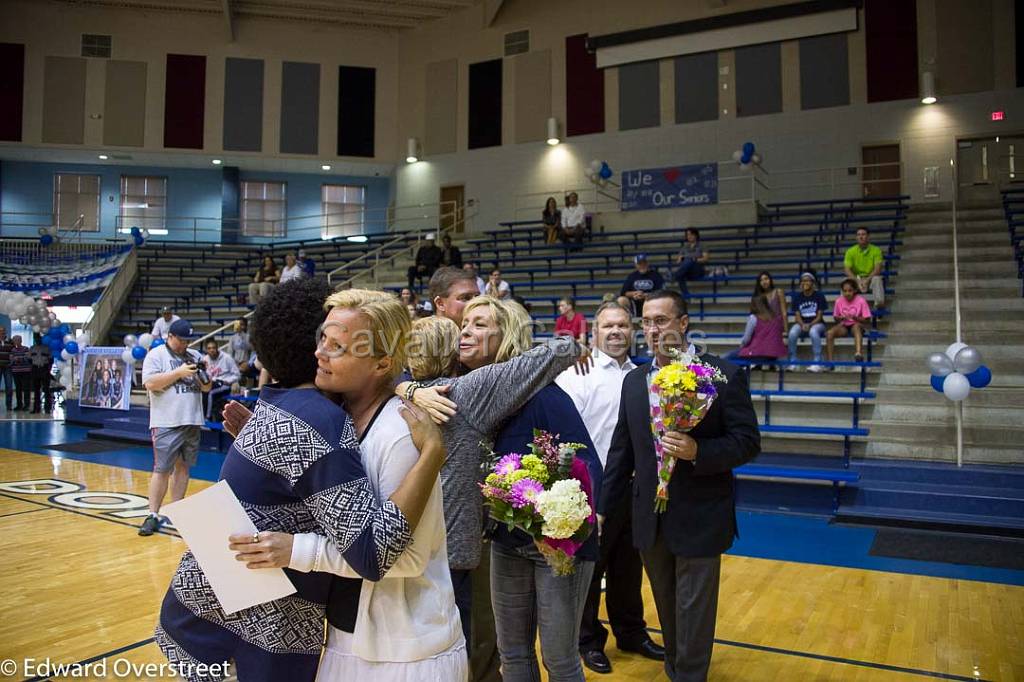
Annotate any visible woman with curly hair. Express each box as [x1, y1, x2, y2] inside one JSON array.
[[155, 279, 445, 682]]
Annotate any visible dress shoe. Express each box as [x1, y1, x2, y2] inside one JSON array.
[[619, 638, 665, 661], [581, 650, 612, 674]]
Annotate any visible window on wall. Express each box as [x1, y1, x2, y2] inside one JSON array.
[[120, 175, 167, 233], [322, 184, 366, 239], [241, 181, 286, 237], [53, 173, 100, 231]]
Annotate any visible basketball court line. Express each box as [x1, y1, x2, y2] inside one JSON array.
[[21, 638, 156, 682], [0, 507, 50, 519], [0, 490, 181, 538]]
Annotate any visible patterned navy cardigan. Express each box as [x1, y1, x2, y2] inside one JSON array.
[[155, 387, 413, 682]]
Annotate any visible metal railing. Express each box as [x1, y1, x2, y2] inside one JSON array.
[[81, 248, 139, 347], [763, 162, 904, 204], [0, 238, 128, 269]]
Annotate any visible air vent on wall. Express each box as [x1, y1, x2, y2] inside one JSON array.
[[81, 34, 112, 58], [504, 30, 529, 56]]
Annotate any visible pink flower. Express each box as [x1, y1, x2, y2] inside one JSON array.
[[542, 537, 582, 556], [495, 454, 522, 476], [509, 478, 545, 508]]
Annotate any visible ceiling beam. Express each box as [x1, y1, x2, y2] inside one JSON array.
[[222, 0, 235, 41]]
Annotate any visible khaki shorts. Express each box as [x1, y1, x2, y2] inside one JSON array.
[[151, 426, 201, 473]]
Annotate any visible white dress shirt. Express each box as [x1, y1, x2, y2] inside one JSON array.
[[562, 203, 586, 228], [556, 347, 637, 467]]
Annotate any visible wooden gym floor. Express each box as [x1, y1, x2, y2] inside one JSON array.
[[1, 422, 1022, 682]]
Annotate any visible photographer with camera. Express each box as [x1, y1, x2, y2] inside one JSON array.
[[138, 319, 212, 537]]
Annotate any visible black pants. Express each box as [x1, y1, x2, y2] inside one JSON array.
[[31, 368, 54, 412], [579, 487, 649, 654], [204, 381, 232, 421], [13, 372, 31, 409], [407, 265, 436, 290]]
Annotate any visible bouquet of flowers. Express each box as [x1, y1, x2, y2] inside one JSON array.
[[480, 430, 594, 575], [649, 348, 728, 513]]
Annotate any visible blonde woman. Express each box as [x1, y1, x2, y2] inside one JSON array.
[[233, 289, 466, 681]]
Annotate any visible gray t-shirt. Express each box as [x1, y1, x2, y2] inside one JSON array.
[[142, 344, 205, 428]]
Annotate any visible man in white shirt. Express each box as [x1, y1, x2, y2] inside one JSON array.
[[462, 262, 487, 295], [151, 307, 180, 340], [556, 301, 664, 674], [203, 339, 240, 421], [560, 191, 587, 247], [139, 319, 211, 536]]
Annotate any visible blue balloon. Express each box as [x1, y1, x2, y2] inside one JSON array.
[[59, 324, 70, 335], [131, 345, 147, 360], [130, 226, 141, 237], [40, 234, 53, 247], [930, 374, 945, 393], [133, 234, 145, 246], [48, 339, 63, 353], [150, 338, 165, 348], [65, 341, 79, 355], [742, 141, 755, 156], [599, 161, 612, 180], [966, 365, 992, 388]]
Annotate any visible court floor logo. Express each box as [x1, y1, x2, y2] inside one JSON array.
[[0, 478, 178, 530]]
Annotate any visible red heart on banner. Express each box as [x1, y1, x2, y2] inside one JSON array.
[[663, 168, 681, 184]]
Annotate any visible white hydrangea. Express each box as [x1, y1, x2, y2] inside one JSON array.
[[535, 479, 591, 539]]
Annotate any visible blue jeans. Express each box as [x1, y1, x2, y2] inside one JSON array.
[[787, 322, 826, 362], [491, 541, 594, 682], [673, 259, 705, 294], [0, 366, 13, 407]]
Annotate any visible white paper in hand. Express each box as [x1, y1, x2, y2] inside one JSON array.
[[162, 480, 297, 615]]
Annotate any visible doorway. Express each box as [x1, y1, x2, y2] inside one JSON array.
[[861, 144, 901, 198], [439, 185, 465, 235], [956, 134, 1024, 205]]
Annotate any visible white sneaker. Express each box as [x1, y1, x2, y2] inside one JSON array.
[[807, 364, 823, 373], [786, 364, 800, 372]]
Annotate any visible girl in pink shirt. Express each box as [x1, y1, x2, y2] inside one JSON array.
[[826, 278, 872, 367]]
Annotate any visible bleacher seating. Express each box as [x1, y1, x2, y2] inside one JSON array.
[[999, 187, 1024, 294]]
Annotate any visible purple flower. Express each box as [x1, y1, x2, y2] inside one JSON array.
[[508, 478, 545, 509], [480, 484, 509, 502], [495, 454, 522, 476]]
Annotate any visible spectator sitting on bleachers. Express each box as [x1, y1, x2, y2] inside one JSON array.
[[247, 255, 278, 305], [279, 252, 304, 284], [787, 272, 828, 373], [542, 196, 561, 244], [485, 268, 511, 300], [554, 296, 588, 343], [151, 306, 180, 340], [463, 262, 486, 295], [229, 318, 257, 386], [407, 233, 443, 290], [560, 191, 586, 247], [400, 287, 418, 308], [203, 339, 240, 422], [620, 254, 665, 317], [297, 249, 316, 278], [440, 234, 463, 268], [731, 271, 787, 363], [843, 227, 886, 313], [826, 278, 872, 368], [673, 227, 710, 296]]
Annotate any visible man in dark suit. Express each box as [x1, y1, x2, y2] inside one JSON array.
[[599, 289, 760, 682]]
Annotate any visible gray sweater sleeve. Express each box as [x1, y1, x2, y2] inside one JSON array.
[[448, 337, 581, 435]]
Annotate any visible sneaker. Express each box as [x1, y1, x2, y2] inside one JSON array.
[[824, 363, 836, 372], [854, 353, 865, 362], [808, 364, 823, 373], [785, 364, 800, 372], [138, 514, 163, 536]]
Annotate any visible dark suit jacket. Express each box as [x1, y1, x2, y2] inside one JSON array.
[[598, 353, 760, 558]]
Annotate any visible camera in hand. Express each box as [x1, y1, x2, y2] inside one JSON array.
[[189, 360, 210, 385]]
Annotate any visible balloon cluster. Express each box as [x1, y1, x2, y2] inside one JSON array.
[[127, 226, 148, 248], [927, 342, 992, 401], [0, 291, 60, 335], [122, 332, 157, 366], [37, 226, 60, 247], [731, 141, 761, 171], [586, 159, 613, 186]]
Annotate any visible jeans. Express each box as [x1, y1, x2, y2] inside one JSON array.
[[247, 282, 274, 304], [673, 260, 705, 294], [787, 322, 826, 362], [491, 541, 594, 682], [0, 366, 13, 408]]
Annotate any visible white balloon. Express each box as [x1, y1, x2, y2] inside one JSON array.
[[123, 334, 138, 348], [63, 334, 75, 344], [732, 150, 742, 162], [942, 372, 971, 401], [945, 341, 968, 362], [122, 348, 136, 365], [61, 349, 72, 361], [589, 159, 602, 173], [138, 333, 155, 349]]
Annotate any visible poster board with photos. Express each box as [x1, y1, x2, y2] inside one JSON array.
[[78, 347, 132, 411]]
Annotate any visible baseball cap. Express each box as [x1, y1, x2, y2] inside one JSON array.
[[168, 319, 198, 339], [160, 305, 173, 313], [634, 254, 648, 264]]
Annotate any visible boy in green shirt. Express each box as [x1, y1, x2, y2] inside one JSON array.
[[843, 227, 886, 311]]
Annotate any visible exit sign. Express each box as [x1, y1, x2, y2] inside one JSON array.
[[992, 111, 1005, 121]]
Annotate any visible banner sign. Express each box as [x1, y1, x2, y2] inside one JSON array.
[[621, 163, 718, 211], [78, 347, 132, 411]]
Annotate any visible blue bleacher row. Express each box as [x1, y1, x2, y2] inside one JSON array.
[[1000, 187, 1024, 295]]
